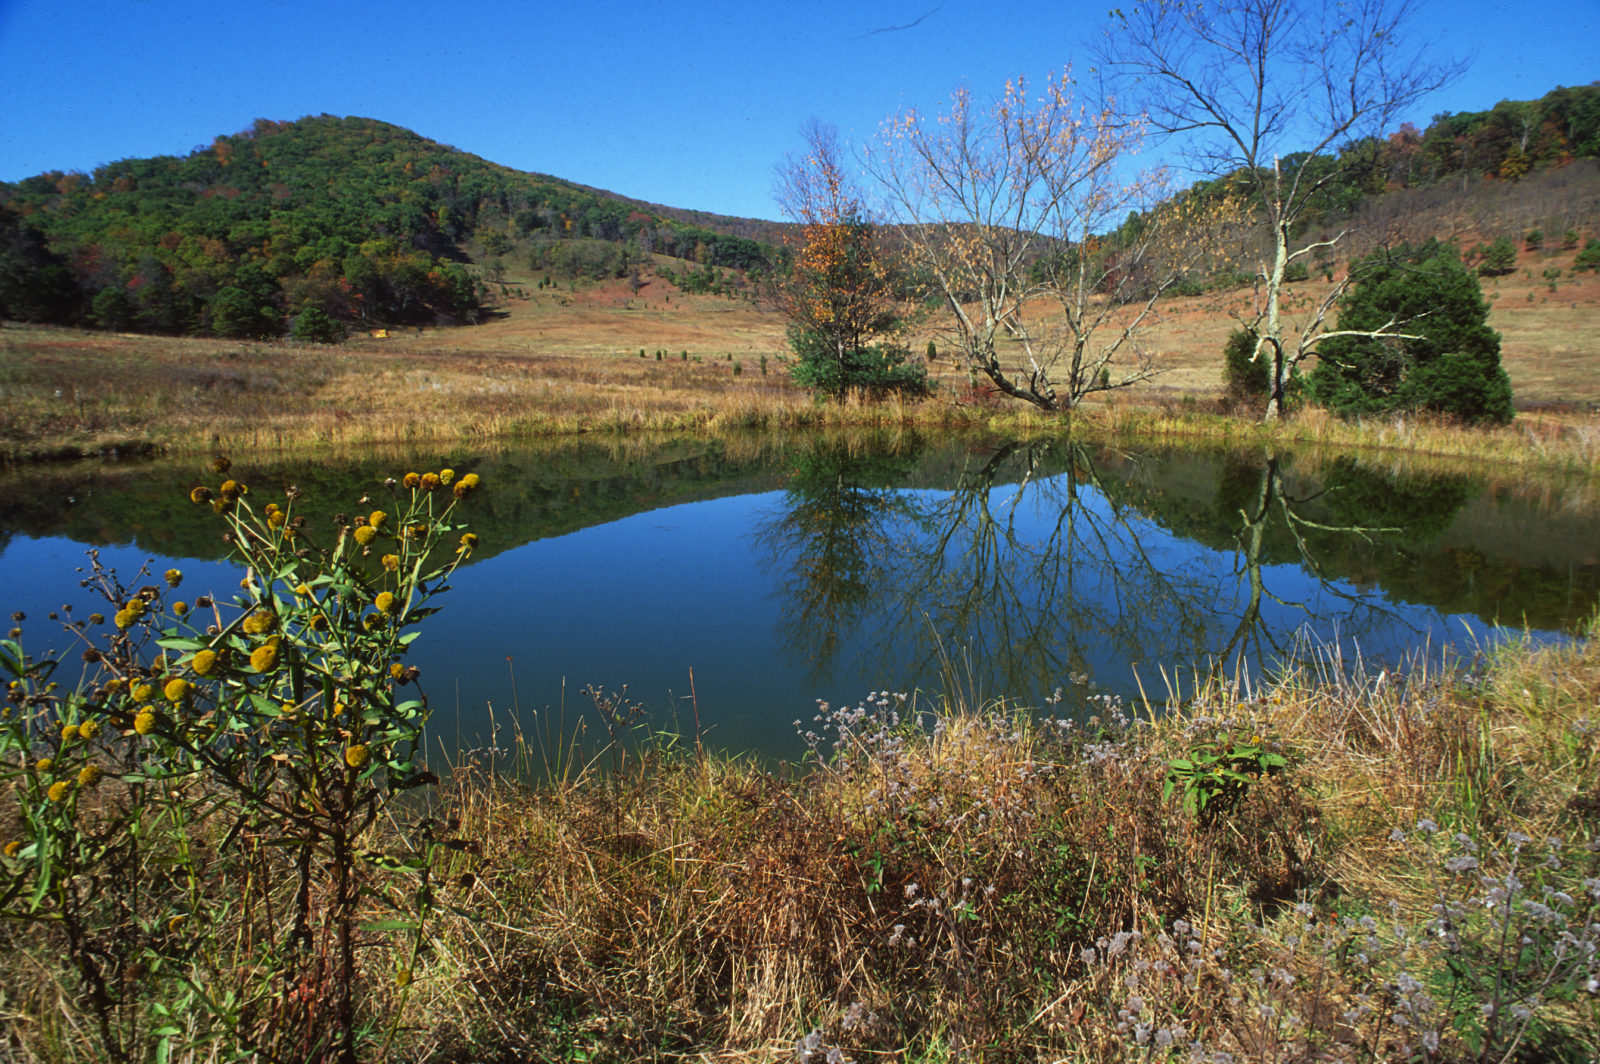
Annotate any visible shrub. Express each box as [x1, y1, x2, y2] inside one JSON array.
[[1574, 238, 1600, 272], [1282, 259, 1310, 283], [785, 329, 929, 399], [1222, 326, 1270, 401], [0, 460, 480, 1062]]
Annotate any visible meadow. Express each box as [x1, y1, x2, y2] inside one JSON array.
[[2, 240, 1597, 469], [2, 236, 1598, 1062]]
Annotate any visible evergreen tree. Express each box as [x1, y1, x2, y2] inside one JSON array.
[[1309, 242, 1512, 424]]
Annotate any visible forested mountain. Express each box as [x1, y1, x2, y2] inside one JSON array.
[[0, 115, 781, 337], [2, 84, 1597, 340]]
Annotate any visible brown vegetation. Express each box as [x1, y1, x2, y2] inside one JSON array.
[[2, 241, 1597, 465]]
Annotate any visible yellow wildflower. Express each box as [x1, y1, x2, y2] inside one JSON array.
[[420, 472, 440, 491], [403, 472, 421, 488], [134, 710, 157, 735], [173, 601, 189, 617], [389, 663, 405, 680], [368, 510, 387, 529], [125, 599, 147, 618], [250, 644, 279, 672], [219, 479, 246, 503], [458, 532, 478, 553], [381, 553, 399, 571], [77, 764, 102, 788], [88, 613, 105, 625], [78, 719, 101, 740], [294, 583, 312, 597], [439, 468, 455, 485], [344, 744, 370, 769], [114, 609, 135, 630], [47, 781, 69, 802], [164, 679, 193, 703], [34, 757, 52, 773], [191, 649, 218, 676], [242, 610, 275, 636], [131, 683, 155, 702], [362, 613, 382, 631], [164, 568, 183, 587], [353, 526, 377, 546], [3, 841, 20, 858], [309, 613, 329, 632], [189, 486, 213, 505], [60, 723, 80, 742]]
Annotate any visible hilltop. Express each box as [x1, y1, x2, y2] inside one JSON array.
[[0, 115, 784, 337]]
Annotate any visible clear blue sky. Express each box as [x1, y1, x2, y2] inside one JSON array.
[[1, 0, 1594, 221]]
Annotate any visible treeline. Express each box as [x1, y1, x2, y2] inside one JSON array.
[[0, 115, 781, 338], [1218, 81, 1600, 225]]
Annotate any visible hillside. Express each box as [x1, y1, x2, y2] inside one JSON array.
[[1, 83, 1598, 349], [0, 115, 783, 337]]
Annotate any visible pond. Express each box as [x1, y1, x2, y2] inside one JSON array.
[[2, 431, 1596, 761]]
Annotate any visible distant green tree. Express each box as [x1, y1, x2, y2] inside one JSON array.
[[1309, 242, 1512, 424], [211, 286, 279, 339], [0, 206, 79, 323], [1574, 239, 1600, 272], [290, 306, 344, 343], [1477, 236, 1517, 276], [90, 287, 135, 331]]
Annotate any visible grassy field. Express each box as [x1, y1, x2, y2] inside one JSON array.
[[2, 243, 1597, 467]]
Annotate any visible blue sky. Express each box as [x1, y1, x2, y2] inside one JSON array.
[[1, 0, 1595, 221]]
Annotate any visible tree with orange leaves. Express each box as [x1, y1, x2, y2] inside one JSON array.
[[774, 123, 926, 398]]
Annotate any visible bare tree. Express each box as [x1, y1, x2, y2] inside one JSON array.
[[863, 72, 1242, 411], [1100, 0, 1458, 419]]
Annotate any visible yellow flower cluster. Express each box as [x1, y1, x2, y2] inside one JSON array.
[[164, 679, 193, 703], [164, 568, 183, 587], [191, 649, 218, 676], [250, 642, 280, 673], [353, 526, 377, 546], [344, 744, 371, 769], [242, 610, 276, 636], [134, 709, 157, 735], [452, 472, 481, 499], [374, 592, 398, 615]]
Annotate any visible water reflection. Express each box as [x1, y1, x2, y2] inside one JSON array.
[[0, 433, 1594, 757], [751, 437, 1585, 713]]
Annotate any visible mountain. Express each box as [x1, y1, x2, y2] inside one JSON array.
[[0, 115, 785, 337]]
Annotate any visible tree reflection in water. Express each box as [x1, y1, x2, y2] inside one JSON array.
[[754, 438, 1478, 713]]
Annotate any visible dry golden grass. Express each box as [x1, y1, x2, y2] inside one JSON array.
[[2, 246, 1596, 465]]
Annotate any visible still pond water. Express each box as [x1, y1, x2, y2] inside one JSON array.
[[2, 432, 1596, 760]]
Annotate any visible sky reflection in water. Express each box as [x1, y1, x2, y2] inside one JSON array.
[[1, 437, 1594, 761]]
